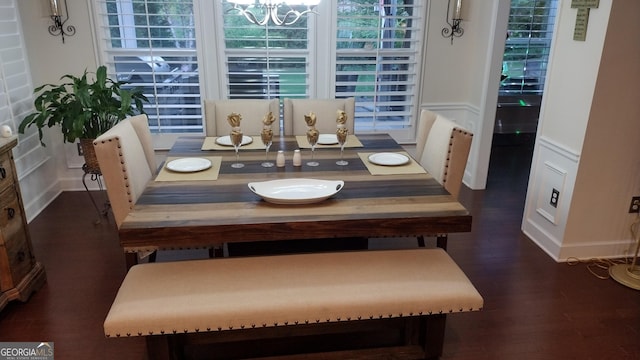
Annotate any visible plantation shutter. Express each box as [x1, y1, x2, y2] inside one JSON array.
[[501, 0, 558, 95], [93, 0, 202, 133], [335, 0, 424, 132], [0, 0, 45, 164], [221, 0, 312, 100]]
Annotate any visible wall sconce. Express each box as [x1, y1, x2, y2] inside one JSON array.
[[228, 0, 320, 26], [48, 0, 75, 43], [442, 0, 464, 44]]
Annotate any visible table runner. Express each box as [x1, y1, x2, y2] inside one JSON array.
[[295, 134, 363, 149], [201, 136, 266, 151], [358, 151, 427, 176], [155, 156, 222, 181]]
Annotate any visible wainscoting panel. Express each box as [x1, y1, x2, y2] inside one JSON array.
[[522, 136, 580, 261]]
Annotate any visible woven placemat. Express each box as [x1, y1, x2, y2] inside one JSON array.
[[358, 152, 427, 176]]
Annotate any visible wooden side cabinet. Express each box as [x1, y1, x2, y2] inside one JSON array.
[[0, 136, 46, 312]]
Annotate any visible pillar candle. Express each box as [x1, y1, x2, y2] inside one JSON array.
[[453, 0, 463, 20], [50, 0, 59, 16]]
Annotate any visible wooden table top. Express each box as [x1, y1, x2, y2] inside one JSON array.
[[118, 134, 471, 251]]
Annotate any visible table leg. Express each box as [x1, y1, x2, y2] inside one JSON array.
[[421, 314, 446, 360], [436, 235, 448, 250], [418, 235, 447, 249], [125, 253, 138, 270]]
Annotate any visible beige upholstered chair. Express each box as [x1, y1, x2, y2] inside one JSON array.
[[128, 114, 157, 175], [94, 115, 159, 261], [415, 110, 473, 248], [93, 116, 154, 229], [95, 115, 218, 261], [417, 110, 473, 200], [283, 98, 355, 135], [203, 99, 280, 136]]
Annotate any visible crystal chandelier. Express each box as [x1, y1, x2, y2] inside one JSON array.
[[228, 0, 321, 26]]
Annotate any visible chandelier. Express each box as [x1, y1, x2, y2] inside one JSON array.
[[228, 0, 321, 26]]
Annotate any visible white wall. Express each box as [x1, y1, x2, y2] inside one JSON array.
[[523, 0, 640, 260], [17, 0, 100, 205], [1, 0, 62, 221]]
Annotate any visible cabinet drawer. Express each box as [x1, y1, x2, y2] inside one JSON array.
[[0, 185, 24, 234], [0, 151, 14, 193], [0, 186, 33, 291], [0, 226, 33, 291]]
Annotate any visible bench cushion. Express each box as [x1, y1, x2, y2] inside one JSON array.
[[104, 248, 483, 337]]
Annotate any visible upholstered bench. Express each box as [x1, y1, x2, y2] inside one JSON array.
[[104, 248, 483, 360]]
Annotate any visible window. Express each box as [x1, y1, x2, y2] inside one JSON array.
[[1, 0, 41, 158], [336, 0, 423, 132], [93, 0, 426, 136], [222, 1, 311, 100], [94, 0, 201, 134], [500, 0, 558, 95]]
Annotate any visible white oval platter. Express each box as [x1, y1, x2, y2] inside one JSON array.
[[248, 178, 344, 205]]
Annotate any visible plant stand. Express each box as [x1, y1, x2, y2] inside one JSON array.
[[82, 164, 110, 224]]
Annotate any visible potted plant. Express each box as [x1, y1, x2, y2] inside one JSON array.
[[19, 65, 148, 172]]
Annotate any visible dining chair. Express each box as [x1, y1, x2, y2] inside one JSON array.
[[283, 97, 355, 135], [128, 114, 158, 174], [415, 109, 473, 248], [203, 99, 280, 135], [93, 115, 157, 261], [93, 116, 154, 228]]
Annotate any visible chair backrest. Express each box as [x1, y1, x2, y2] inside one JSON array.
[[203, 99, 280, 136], [415, 109, 438, 159], [93, 118, 153, 228], [128, 114, 157, 175], [418, 112, 473, 199], [283, 98, 355, 135]]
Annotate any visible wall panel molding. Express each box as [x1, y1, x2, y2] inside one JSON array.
[[522, 135, 580, 261]]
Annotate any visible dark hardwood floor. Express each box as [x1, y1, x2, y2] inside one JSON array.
[[1, 133, 638, 359]]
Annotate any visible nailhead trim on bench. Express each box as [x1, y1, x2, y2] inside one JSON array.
[[106, 305, 483, 338]]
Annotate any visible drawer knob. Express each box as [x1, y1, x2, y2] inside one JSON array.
[[6, 207, 15, 219], [0, 166, 5, 179]]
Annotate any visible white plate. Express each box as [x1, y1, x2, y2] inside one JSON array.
[[166, 158, 212, 173], [317, 134, 339, 145], [215, 135, 253, 146], [248, 179, 344, 205], [368, 152, 410, 166]]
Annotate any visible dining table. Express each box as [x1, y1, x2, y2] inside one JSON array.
[[118, 133, 471, 267]]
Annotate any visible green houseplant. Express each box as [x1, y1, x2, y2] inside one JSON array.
[[19, 65, 148, 172]]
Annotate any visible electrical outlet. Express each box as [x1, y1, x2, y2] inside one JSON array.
[[549, 188, 559, 208], [628, 196, 640, 213], [77, 142, 84, 156]]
